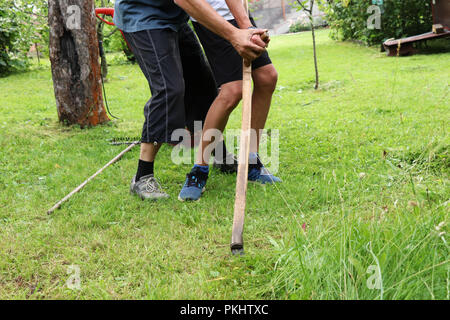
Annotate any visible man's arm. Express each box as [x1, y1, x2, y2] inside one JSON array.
[[174, 0, 266, 61]]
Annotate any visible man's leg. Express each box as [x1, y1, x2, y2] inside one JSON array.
[[123, 28, 186, 200]]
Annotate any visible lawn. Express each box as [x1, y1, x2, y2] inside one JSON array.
[[0, 29, 448, 299]]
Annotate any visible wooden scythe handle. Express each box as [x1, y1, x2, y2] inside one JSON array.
[[231, 0, 252, 255], [47, 142, 138, 215]]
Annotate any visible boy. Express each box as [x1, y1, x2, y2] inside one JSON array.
[[179, 0, 281, 201]]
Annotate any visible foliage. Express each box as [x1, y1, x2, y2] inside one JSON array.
[[0, 30, 448, 299], [289, 17, 328, 33], [103, 29, 135, 63], [0, 0, 48, 75], [321, 0, 433, 45], [95, 0, 136, 63], [289, 21, 313, 33]]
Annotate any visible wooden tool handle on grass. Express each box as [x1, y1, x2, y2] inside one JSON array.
[[231, 0, 252, 254], [47, 142, 138, 215]]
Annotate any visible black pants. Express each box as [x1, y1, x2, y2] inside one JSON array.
[[193, 18, 272, 87], [123, 24, 218, 144]]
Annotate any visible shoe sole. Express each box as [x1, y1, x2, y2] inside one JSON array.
[[130, 189, 169, 201], [178, 187, 206, 202], [248, 179, 282, 185]]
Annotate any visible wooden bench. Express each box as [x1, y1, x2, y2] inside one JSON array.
[[383, 0, 450, 56], [383, 29, 450, 56]]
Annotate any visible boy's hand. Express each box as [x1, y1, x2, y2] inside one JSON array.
[[251, 31, 270, 48], [230, 28, 267, 62]]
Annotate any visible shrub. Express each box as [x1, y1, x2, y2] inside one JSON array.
[[0, 8, 29, 75], [321, 0, 433, 45], [289, 21, 312, 33], [0, 1, 48, 75]]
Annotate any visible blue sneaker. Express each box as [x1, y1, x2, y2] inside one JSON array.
[[248, 166, 282, 184], [178, 167, 209, 201]]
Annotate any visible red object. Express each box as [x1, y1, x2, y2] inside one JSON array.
[[95, 8, 116, 26], [95, 8, 131, 50]]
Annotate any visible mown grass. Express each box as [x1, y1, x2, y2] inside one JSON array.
[[0, 30, 448, 299]]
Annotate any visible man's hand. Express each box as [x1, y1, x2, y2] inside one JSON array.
[[230, 28, 268, 62]]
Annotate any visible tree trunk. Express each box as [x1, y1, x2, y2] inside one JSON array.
[[310, 0, 319, 90], [48, 0, 109, 127]]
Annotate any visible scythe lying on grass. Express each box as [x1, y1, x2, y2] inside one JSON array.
[[46, 142, 139, 214]]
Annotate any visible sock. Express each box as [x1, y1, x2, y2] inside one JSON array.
[[136, 159, 154, 181], [193, 164, 209, 174]]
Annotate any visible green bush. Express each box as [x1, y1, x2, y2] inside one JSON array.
[[289, 21, 312, 33], [288, 15, 328, 33], [322, 0, 433, 45], [0, 1, 48, 75], [0, 8, 29, 75]]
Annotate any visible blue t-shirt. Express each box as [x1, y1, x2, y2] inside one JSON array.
[[113, 0, 189, 33]]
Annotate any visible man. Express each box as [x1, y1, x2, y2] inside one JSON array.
[[178, 0, 281, 201], [113, 0, 268, 200]]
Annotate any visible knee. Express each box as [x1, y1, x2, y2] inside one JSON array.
[[218, 84, 242, 113], [255, 67, 278, 93]]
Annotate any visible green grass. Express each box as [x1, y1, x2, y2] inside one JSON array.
[[0, 30, 448, 299]]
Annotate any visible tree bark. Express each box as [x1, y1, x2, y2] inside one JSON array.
[[48, 0, 109, 127], [309, 0, 319, 90], [311, 20, 319, 90]]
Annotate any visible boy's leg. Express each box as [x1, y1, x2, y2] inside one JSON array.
[[195, 65, 280, 185], [179, 20, 279, 201], [178, 23, 236, 168], [178, 23, 217, 140], [177, 23, 218, 201], [196, 80, 242, 166], [196, 63, 277, 165], [123, 29, 186, 200], [251, 64, 278, 152], [193, 19, 279, 189]]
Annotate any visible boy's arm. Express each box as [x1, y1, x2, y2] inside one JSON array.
[[174, 0, 266, 61], [225, 0, 252, 29], [225, 0, 270, 46]]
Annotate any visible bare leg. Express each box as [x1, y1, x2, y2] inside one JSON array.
[[250, 64, 278, 153], [140, 142, 162, 162], [196, 64, 277, 165], [196, 81, 242, 165]]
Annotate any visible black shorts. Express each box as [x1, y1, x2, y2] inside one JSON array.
[[193, 18, 272, 87], [123, 24, 217, 144]]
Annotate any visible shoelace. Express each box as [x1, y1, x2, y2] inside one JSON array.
[[145, 177, 163, 193], [186, 172, 207, 188]]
